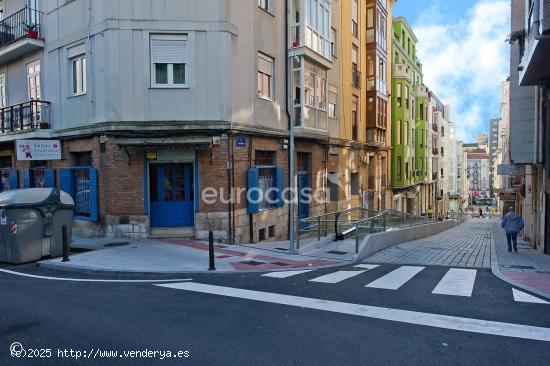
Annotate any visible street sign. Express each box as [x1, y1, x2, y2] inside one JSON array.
[[497, 164, 525, 176], [236, 137, 246, 147], [15, 140, 61, 161]]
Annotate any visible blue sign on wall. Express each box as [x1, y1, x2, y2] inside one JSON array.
[[236, 137, 246, 147]]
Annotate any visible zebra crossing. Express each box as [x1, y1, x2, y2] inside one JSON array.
[[260, 264, 549, 304]]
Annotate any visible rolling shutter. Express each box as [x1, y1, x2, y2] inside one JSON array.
[[151, 38, 187, 64]]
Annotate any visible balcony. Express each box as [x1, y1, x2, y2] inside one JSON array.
[[0, 7, 44, 65], [432, 147, 438, 155], [393, 64, 412, 82], [414, 85, 429, 99], [0, 101, 51, 134], [519, 1, 550, 86], [432, 122, 438, 132], [432, 173, 438, 181], [352, 68, 361, 88]]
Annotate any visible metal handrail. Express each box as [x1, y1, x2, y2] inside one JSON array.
[[0, 100, 51, 133], [0, 7, 44, 49]]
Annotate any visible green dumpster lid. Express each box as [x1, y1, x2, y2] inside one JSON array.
[[0, 188, 75, 208]]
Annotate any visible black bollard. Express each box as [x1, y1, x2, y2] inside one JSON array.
[[208, 230, 216, 271], [62, 225, 70, 262]]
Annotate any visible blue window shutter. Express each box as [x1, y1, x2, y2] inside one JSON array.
[[44, 169, 56, 188], [23, 169, 33, 188], [275, 167, 285, 208], [60, 168, 75, 197], [9, 169, 18, 190], [247, 168, 260, 214], [88, 167, 99, 222]]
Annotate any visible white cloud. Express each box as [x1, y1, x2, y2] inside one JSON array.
[[413, 0, 510, 142]]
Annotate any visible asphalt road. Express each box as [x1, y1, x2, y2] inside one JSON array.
[[1, 263, 549, 366]]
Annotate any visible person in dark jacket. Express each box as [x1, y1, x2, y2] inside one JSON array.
[[501, 208, 525, 252]]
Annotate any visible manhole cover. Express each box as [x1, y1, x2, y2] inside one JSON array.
[[104, 242, 130, 247]]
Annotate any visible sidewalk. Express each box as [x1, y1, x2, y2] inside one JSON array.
[[367, 218, 494, 268], [38, 236, 345, 274], [491, 219, 550, 300]]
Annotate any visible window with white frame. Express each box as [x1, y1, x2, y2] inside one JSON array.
[[68, 45, 87, 96], [257, 53, 274, 100], [27, 61, 41, 100], [255, 150, 276, 210], [151, 35, 188, 87], [0, 73, 6, 107], [305, 0, 331, 60]]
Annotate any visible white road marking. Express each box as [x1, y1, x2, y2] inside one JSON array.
[[157, 282, 550, 342], [354, 264, 380, 270], [262, 270, 314, 278], [309, 270, 366, 284], [432, 269, 477, 297], [513, 289, 549, 304], [0, 269, 192, 283], [365, 266, 425, 290]]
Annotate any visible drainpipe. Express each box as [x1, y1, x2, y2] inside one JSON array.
[[286, 0, 296, 254], [533, 0, 550, 41], [227, 132, 233, 245]]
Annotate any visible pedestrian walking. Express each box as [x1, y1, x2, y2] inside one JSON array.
[[478, 207, 483, 218], [501, 208, 525, 252]]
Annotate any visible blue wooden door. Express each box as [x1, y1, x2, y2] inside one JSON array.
[[297, 171, 310, 220], [150, 163, 194, 228]]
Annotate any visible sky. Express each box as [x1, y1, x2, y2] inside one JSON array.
[[393, 0, 511, 142]]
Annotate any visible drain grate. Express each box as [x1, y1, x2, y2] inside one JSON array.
[[104, 242, 130, 247], [502, 265, 535, 270], [239, 260, 265, 266], [327, 250, 349, 255]]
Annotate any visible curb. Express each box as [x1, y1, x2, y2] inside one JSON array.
[[37, 258, 352, 277], [489, 222, 550, 301]]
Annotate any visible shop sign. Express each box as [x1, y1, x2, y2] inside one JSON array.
[[15, 140, 61, 161]]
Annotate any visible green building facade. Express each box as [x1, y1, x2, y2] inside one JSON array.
[[391, 17, 428, 189]]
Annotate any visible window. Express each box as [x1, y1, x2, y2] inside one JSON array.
[[0, 73, 5, 107], [60, 165, 99, 222], [330, 28, 337, 56], [303, 69, 327, 111], [404, 121, 408, 145], [397, 157, 402, 181], [350, 172, 360, 195], [351, 0, 358, 37], [396, 83, 402, 107], [258, 53, 274, 100], [396, 120, 401, 144], [151, 35, 188, 87], [305, 0, 331, 60], [255, 150, 277, 211], [258, 0, 269, 11], [70, 52, 87, 96], [352, 102, 358, 140], [328, 90, 337, 118], [405, 85, 409, 109], [405, 162, 409, 180], [27, 61, 41, 100]]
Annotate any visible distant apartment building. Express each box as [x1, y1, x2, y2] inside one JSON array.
[[489, 118, 502, 195], [390, 17, 429, 215]]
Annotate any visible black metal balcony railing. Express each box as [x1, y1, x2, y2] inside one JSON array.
[[0, 7, 43, 49], [352, 68, 361, 88], [0, 100, 51, 133]]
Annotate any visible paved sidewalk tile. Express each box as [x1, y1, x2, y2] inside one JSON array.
[[367, 218, 493, 268]]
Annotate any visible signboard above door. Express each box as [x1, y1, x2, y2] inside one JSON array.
[[15, 140, 61, 161]]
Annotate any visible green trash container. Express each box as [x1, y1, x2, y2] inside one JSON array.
[[0, 188, 75, 264]]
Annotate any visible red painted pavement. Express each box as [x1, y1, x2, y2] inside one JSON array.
[[163, 238, 338, 270], [502, 271, 550, 295]]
